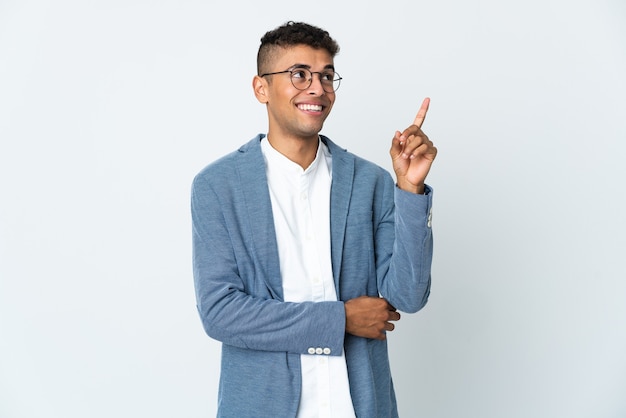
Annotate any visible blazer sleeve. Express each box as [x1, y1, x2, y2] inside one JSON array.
[[375, 176, 434, 313], [191, 174, 346, 356]]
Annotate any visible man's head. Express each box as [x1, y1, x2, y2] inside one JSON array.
[[257, 21, 340, 76], [253, 22, 341, 143]]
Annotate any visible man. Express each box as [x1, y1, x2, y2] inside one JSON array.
[[192, 21, 436, 417]]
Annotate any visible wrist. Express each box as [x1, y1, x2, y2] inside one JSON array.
[[396, 179, 425, 194]]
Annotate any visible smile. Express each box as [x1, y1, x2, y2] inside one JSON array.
[[297, 104, 323, 112]]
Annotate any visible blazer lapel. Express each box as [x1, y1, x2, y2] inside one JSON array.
[[236, 136, 284, 301], [324, 137, 355, 297]]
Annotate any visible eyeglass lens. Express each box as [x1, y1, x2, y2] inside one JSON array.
[[290, 68, 341, 92]]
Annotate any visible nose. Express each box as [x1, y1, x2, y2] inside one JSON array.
[[306, 73, 326, 95]]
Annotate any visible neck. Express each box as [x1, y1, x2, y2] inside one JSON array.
[[266, 134, 319, 169]]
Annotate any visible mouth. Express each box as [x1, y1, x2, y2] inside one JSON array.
[[297, 103, 324, 113]]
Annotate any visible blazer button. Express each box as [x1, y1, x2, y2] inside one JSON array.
[[315, 347, 323, 355], [308, 347, 316, 355], [323, 347, 331, 355]]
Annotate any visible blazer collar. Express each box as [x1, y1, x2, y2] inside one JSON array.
[[236, 134, 355, 300], [236, 135, 283, 300], [321, 136, 355, 296]]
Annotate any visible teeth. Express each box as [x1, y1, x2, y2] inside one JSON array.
[[298, 104, 322, 111]]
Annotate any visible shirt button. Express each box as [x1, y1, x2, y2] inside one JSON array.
[[315, 347, 323, 355], [323, 347, 331, 355], [308, 347, 316, 355]]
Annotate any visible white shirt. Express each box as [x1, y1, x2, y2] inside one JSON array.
[[261, 138, 356, 418]]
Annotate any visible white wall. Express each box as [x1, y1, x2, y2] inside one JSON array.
[[1, 1, 625, 417]]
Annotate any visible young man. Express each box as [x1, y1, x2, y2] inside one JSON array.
[[192, 21, 437, 418]]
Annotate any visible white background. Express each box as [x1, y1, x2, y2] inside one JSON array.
[[1, 1, 625, 417]]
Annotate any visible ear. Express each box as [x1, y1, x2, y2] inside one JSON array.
[[252, 75, 269, 104]]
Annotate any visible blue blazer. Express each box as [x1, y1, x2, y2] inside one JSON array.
[[192, 134, 433, 418]]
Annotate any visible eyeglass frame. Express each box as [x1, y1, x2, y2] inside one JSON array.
[[259, 66, 342, 93]]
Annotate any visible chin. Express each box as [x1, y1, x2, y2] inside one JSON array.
[[306, 123, 325, 136]]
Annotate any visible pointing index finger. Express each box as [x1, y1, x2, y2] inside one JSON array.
[[413, 97, 430, 128]]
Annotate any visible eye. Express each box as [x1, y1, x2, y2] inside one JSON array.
[[321, 72, 335, 82], [291, 69, 308, 79]]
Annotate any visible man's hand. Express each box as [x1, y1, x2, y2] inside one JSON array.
[[390, 97, 437, 194], [345, 296, 401, 340]]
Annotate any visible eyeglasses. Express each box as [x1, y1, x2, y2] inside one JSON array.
[[260, 67, 342, 93]]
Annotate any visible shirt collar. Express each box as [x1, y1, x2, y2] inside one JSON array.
[[261, 136, 327, 176]]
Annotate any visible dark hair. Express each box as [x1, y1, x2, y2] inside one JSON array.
[[257, 21, 340, 75]]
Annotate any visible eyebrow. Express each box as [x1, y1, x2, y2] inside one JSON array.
[[290, 63, 336, 71]]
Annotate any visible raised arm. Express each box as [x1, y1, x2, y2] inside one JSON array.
[[389, 98, 437, 194]]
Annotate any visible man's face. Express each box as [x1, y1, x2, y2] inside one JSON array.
[[259, 45, 336, 142]]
